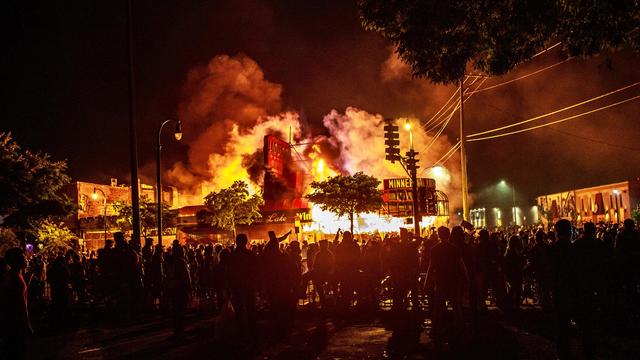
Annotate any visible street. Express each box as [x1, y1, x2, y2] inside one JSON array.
[[24, 306, 640, 359]]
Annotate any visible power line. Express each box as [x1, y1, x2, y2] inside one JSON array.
[[421, 76, 476, 131], [468, 81, 640, 138], [425, 77, 487, 134], [468, 58, 573, 95], [530, 42, 562, 59], [417, 77, 488, 155], [421, 141, 461, 175], [543, 126, 640, 152], [467, 95, 640, 142]]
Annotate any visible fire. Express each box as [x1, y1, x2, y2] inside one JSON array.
[[164, 54, 463, 235]]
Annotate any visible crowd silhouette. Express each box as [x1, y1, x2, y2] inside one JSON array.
[[1, 219, 640, 359]]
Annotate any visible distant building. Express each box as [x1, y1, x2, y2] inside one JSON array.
[[64, 179, 178, 252], [469, 206, 539, 229], [536, 179, 640, 225]]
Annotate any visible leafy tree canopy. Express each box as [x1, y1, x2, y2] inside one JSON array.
[[112, 195, 176, 237], [35, 218, 79, 255], [203, 180, 264, 236], [359, 0, 640, 83], [0, 227, 19, 256], [0, 132, 72, 228], [306, 172, 383, 233]]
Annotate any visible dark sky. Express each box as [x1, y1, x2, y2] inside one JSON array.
[[3, 0, 640, 205]]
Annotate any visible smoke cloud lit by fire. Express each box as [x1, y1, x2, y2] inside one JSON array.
[[167, 53, 463, 209]]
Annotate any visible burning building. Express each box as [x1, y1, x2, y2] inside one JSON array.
[[161, 54, 461, 242]]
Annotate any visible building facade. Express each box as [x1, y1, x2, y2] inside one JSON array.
[[64, 179, 178, 252], [536, 179, 640, 225]]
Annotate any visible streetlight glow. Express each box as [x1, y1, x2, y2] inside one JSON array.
[[92, 191, 98, 200], [404, 119, 414, 149], [174, 120, 183, 141]]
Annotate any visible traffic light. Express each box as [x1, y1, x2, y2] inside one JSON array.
[[405, 149, 419, 172], [418, 187, 438, 216], [418, 187, 427, 214], [384, 119, 400, 162]]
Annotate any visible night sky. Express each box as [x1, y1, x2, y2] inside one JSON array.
[[3, 0, 640, 205]]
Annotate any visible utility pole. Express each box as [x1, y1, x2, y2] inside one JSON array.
[[459, 78, 470, 221], [126, 0, 141, 245], [512, 184, 516, 225]]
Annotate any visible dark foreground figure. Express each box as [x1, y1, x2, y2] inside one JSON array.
[[1, 220, 640, 359]]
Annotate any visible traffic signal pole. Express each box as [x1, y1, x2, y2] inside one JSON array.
[[384, 119, 421, 238], [406, 150, 421, 237]]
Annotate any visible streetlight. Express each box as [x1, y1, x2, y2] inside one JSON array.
[[499, 180, 516, 225], [157, 119, 182, 246], [92, 188, 108, 244], [404, 119, 414, 149]]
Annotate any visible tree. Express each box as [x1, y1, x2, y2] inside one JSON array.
[[359, 0, 640, 84], [306, 172, 383, 233], [203, 180, 264, 237], [0, 227, 19, 256], [0, 132, 72, 228], [34, 218, 78, 255], [112, 196, 176, 237], [632, 204, 640, 224]]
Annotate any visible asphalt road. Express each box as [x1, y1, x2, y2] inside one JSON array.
[[19, 306, 640, 359]]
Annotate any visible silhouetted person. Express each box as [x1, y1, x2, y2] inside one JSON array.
[[334, 230, 361, 308], [199, 244, 215, 310], [288, 240, 304, 303], [312, 239, 335, 308], [551, 219, 575, 360], [616, 219, 640, 312], [427, 226, 468, 344], [476, 229, 497, 309], [149, 244, 164, 309], [165, 243, 191, 340], [268, 229, 292, 243], [262, 237, 296, 338], [1, 248, 32, 359], [530, 229, 552, 310], [573, 222, 606, 359], [361, 239, 383, 309], [503, 235, 524, 310], [69, 251, 86, 304], [390, 230, 419, 311], [48, 253, 71, 320], [228, 234, 259, 342]]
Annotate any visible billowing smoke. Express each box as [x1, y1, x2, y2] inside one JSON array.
[[167, 54, 285, 193], [322, 107, 463, 208], [167, 53, 462, 209]]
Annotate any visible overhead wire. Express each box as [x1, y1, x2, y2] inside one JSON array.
[[468, 81, 640, 138], [420, 141, 461, 175], [543, 126, 640, 152], [419, 77, 488, 154], [530, 42, 562, 59], [467, 58, 573, 95], [421, 76, 476, 131], [467, 94, 640, 142]]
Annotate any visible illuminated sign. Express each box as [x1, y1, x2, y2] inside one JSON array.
[[383, 178, 435, 190], [382, 178, 437, 217]]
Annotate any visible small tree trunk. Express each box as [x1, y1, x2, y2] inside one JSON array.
[[349, 212, 354, 234], [232, 218, 237, 241]]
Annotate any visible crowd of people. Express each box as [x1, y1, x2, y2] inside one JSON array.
[[1, 219, 639, 359]]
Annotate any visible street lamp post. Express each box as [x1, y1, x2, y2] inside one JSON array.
[[92, 188, 108, 244], [157, 119, 182, 247], [499, 180, 517, 225]]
